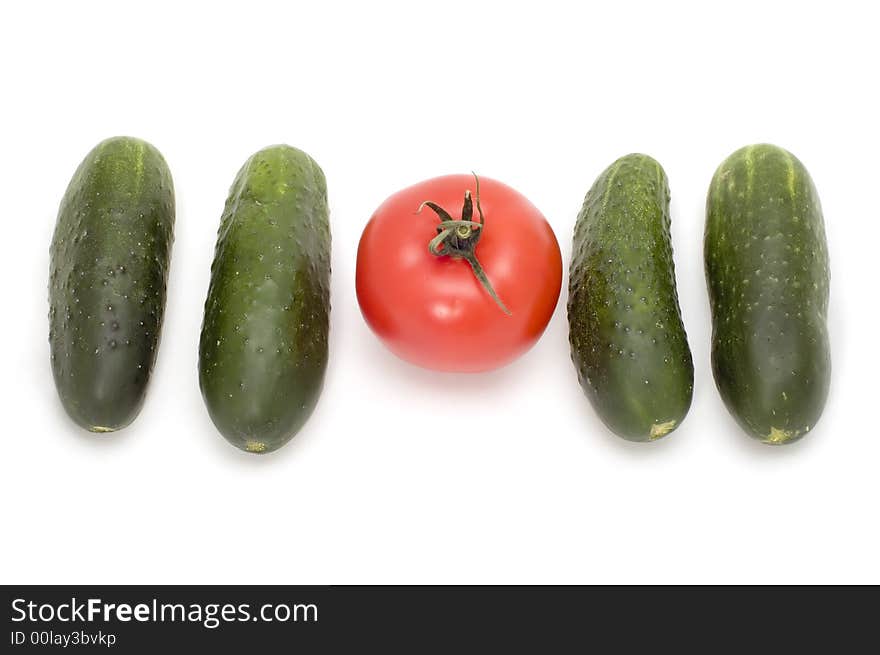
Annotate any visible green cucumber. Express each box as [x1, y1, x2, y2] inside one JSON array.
[[568, 153, 693, 441], [49, 136, 175, 432], [705, 144, 830, 444], [199, 145, 330, 454]]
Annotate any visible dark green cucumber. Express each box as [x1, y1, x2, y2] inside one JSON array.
[[199, 145, 330, 454], [705, 144, 830, 444], [568, 154, 693, 441], [49, 136, 175, 432]]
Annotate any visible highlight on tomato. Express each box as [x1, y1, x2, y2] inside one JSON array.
[[356, 173, 562, 372]]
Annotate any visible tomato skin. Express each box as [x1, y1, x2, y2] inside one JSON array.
[[356, 174, 562, 372]]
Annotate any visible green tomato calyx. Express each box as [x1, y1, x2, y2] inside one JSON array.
[[415, 173, 511, 315]]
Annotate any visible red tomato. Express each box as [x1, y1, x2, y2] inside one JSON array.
[[356, 174, 562, 372]]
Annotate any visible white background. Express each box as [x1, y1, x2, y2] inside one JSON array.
[[1, 0, 877, 584]]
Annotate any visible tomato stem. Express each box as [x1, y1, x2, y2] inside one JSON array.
[[415, 173, 511, 315]]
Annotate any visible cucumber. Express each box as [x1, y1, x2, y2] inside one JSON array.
[[199, 145, 330, 454], [568, 154, 693, 441], [49, 136, 175, 432], [705, 144, 830, 444]]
